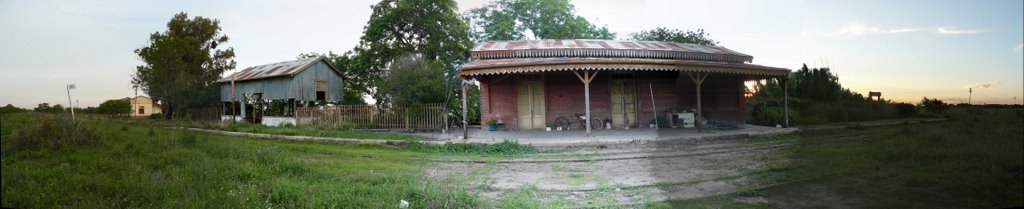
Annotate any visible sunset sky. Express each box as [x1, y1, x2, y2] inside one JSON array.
[[1, 0, 1021, 108]]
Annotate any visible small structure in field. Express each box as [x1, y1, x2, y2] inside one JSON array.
[[217, 57, 344, 126], [124, 95, 162, 118], [459, 39, 792, 134]]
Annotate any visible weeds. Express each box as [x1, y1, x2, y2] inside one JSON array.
[[410, 140, 539, 155], [6, 113, 98, 151]]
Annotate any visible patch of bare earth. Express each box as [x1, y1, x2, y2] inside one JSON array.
[[427, 140, 793, 207]]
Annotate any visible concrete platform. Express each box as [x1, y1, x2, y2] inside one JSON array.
[[418, 124, 797, 148]]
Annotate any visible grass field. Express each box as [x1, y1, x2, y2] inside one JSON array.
[[1, 112, 483, 208], [660, 107, 1024, 208], [3, 107, 1022, 208]]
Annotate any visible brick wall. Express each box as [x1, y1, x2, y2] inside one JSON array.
[[477, 71, 749, 130]]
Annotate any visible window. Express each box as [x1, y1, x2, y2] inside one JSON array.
[[138, 106, 145, 114], [315, 80, 327, 101]]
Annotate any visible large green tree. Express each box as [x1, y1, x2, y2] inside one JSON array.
[[376, 55, 448, 107], [133, 12, 235, 119], [464, 0, 615, 42], [351, 0, 473, 106], [629, 27, 718, 46], [297, 52, 366, 105], [97, 99, 131, 118]]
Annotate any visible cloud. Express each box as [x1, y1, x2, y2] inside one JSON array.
[[1014, 43, 1023, 53], [936, 26, 985, 34], [965, 80, 1002, 89], [819, 23, 922, 37]]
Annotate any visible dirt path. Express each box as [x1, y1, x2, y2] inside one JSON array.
[[427, 138, 794, 207]]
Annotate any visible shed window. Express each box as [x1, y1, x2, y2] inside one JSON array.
[[315, 80, 327, 101]]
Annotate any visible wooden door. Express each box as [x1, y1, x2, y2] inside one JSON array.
[[517, 81, 545, 129], [611, 81, 637, 128]]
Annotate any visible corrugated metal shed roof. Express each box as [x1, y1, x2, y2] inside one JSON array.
[[217, 58, 328, 83], [470, 39, 753, 63]]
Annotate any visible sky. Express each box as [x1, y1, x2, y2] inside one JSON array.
[[0, 0, 1021, 108]]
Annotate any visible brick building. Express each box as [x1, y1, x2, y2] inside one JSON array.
[[459, 39, 792, 133]]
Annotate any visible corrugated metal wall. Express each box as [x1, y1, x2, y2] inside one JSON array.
[[220, 60, 344, 102]]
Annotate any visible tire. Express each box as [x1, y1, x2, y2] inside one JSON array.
[[591, 118, 604, 130], [554, 117, 571, 129]]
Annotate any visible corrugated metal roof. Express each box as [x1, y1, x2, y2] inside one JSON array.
[[459, 57, 790, 77], [470, 39, 753, 63], [217, 58, 322, 83]]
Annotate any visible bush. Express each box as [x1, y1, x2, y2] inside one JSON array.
[[919, 97, 948, 115], [895, 103, 917, 118], [7, 114, 98, 151]]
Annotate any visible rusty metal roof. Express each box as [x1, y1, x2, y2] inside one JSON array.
[[470, 39, 753, 63], [461, 39, 789, 78], [218, 58, 327, 83], [460, 57, 790, 77]]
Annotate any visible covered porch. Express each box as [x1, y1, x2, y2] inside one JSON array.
[[457, 40, 792, 139]]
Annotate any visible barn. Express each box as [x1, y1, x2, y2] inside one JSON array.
[[217, 57, 344, 126], [459, 39, 792, 133]]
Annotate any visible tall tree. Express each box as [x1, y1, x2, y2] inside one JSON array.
[[133, 12, 235, 119], [297, 52, 366, 105], [351, 0, 473, 105], [629, 27, 718, 46], [464, 0, 615, 42], [377, 55, 448, 107]]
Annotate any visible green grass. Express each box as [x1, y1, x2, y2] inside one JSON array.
[[661, 107, 1024, 208], [111, 116, 426, 141], [1, 112, 479, 208]]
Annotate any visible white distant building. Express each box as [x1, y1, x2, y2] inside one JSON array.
[[124, 95, 162, 117]]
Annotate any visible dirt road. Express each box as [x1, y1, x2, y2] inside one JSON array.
[[428, 137, 798, 207]]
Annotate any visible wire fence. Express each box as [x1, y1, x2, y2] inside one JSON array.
[[295, 103, 446, 130]]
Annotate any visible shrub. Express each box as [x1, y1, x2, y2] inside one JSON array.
[[7, 114, 98, 151], [895, 103, 917, 118], [919, 97, 948, 115]]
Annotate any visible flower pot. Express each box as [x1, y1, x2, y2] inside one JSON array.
[[546, 127, 552, 131], [488, 124, 497, 131], [557, 127, 563, 131]]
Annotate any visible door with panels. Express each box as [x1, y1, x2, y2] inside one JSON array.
[[516, 74, 545, 129], [610, 73, 637, 128]]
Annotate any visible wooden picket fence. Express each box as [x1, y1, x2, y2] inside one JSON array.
[[295, 103, 446, 130]]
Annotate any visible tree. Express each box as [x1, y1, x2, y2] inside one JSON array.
[[1, 104, 25, 114], [297, 52, 366, 105], [351, 0, 473, 106], [376, 55, 448, 107], [790, 64, 854, 102], [464, 0, 615, 42], [919, 97, 948, 115], [629, 27, 718, 46], [98, 99, 131, 118], [133, 12, 236, 119]]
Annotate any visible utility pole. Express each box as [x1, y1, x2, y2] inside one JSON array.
[[66, 83, 76, 120], [968, 88, 972, 105]]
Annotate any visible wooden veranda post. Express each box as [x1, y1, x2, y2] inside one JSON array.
[[687, 72, 709, 133], [573, 70, 599, 135], [462, 80, 469, 139], [777, 77, 790, 128]]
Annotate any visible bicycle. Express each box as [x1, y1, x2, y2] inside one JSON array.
[[575, 113, 607, 130]]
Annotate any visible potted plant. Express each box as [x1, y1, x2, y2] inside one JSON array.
[[546, 123, 553, 132], [487, 119, 498, 131]]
